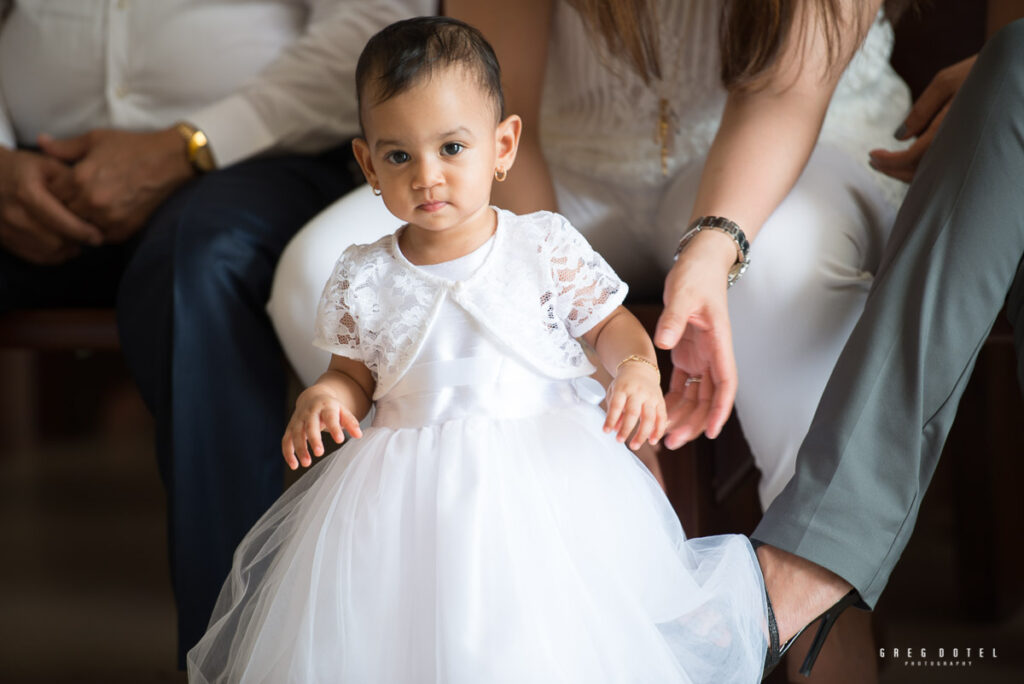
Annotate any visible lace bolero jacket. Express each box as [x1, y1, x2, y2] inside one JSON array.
[[313, 209, 628, 399]]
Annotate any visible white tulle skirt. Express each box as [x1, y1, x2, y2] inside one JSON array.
[[187, 387, 767, 683]]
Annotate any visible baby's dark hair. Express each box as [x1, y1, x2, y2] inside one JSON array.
[[355, 17, 505, 131]]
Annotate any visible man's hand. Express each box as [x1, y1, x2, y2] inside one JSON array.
[[38, 127, 196, 243], [869, 55, 977, 183], [0, 147, 103, 264]]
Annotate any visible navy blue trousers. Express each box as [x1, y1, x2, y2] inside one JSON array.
[[1, 148, 359, 666]]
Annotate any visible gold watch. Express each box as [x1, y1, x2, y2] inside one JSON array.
[[175, 122, 216, 173]]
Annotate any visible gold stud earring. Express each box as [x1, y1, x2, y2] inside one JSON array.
[[372, 185, 382, 196], [494, 168, 507, 182]]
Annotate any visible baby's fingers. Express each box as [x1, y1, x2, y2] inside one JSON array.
[[629, 402, 658, 451], [603, 389, 627, 434], [650, 400, 668, 445], [305, 413, 326, 461], [287, 419, 313, 469], [616, 396, 643, 444], [282, 413, 308, 470], [281, 433, 300, 471], [339, 408, 364, 439], [322, 409, 346, 446]]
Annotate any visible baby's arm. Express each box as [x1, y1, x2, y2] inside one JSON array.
[[282, 354, 375, 470], [582, 306, 667, 450]]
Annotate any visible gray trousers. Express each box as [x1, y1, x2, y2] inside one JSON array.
[[753, 19, 1024, 609]]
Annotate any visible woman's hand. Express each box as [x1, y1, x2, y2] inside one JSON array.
[[603, 360, 667, 451], [654, 230, 738, 449], [869, 55, 977, 183], [282, 383, 363, 470]]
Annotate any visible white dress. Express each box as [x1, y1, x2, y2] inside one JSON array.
[[190, 215, 768, 683]]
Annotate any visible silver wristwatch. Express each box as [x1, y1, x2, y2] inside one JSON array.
[[673, 216, 751, 288]]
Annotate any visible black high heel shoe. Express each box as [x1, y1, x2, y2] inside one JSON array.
[[752, 540, 862, 680], [762, 586, 860, 679]]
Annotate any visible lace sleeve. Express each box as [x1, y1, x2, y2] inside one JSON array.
[[312, 247, 366, 363], [544, 214, 628, 338]]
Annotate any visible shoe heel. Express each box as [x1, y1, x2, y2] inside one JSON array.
[[797, 590, 859, 676], [797, 610, 839, 675]]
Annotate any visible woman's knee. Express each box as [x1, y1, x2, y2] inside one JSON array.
[[268, 184, 402, 385], [269, 185, 401, 321], [746, 148, 892, 294]]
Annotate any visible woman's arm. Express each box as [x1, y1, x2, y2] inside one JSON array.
[[445, 0, 559, 213], [657, 0, 884, 447], [692, 0, 885, 245]]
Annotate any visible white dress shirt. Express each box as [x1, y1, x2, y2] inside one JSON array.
[[0, 0, 434, 166]]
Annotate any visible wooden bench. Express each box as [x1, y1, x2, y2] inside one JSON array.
[[0, 308, 120, 350], [0, 309, 120, 449]]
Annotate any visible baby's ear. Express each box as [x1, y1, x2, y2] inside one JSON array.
[[351, 137, 378, 187], [494, 114, 522, 173]]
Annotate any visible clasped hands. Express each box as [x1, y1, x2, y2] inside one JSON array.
[[0, 127, 195, 264]]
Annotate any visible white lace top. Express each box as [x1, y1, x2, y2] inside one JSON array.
[[313, 209, 627, 399], [540, 0, 911, 206]]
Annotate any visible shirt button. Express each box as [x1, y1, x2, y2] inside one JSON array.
[[116, 0, 129, 9], [114, 84, 128, 98]]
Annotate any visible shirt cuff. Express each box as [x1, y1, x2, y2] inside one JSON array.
[[0, 114, 16, 148], [187, 94, 276, 168]]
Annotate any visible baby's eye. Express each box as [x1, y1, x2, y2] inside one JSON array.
[[441, 142, 464, 156], [385, 150, 410, 164]]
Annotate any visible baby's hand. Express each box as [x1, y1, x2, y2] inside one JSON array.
[[282, 385, 363, 470], [603, 360, 667, 450]]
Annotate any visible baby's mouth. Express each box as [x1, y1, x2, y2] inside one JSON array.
[[418, 200, 448, 212]]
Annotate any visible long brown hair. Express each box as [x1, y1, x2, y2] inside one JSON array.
[[569, 0, 914, 91], [565, 0, 661, 84], [721, 0, 919, 90]]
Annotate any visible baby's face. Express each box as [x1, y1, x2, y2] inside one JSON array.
[[354, 66, 505, 239]]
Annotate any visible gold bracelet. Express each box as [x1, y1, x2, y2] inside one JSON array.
[[615, 354, 659, 376]]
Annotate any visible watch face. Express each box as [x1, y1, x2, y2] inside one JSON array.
[[180, 124, 215, 172], [193, 145, 215, 172]]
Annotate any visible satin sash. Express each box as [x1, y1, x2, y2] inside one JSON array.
[[373, 356, 604, 429]]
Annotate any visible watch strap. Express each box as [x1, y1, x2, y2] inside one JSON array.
[[673, 215, 751, 288], [175, 122, 216, 173]]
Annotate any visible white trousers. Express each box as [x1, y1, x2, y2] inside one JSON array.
[[267, 143, 898, 509]]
